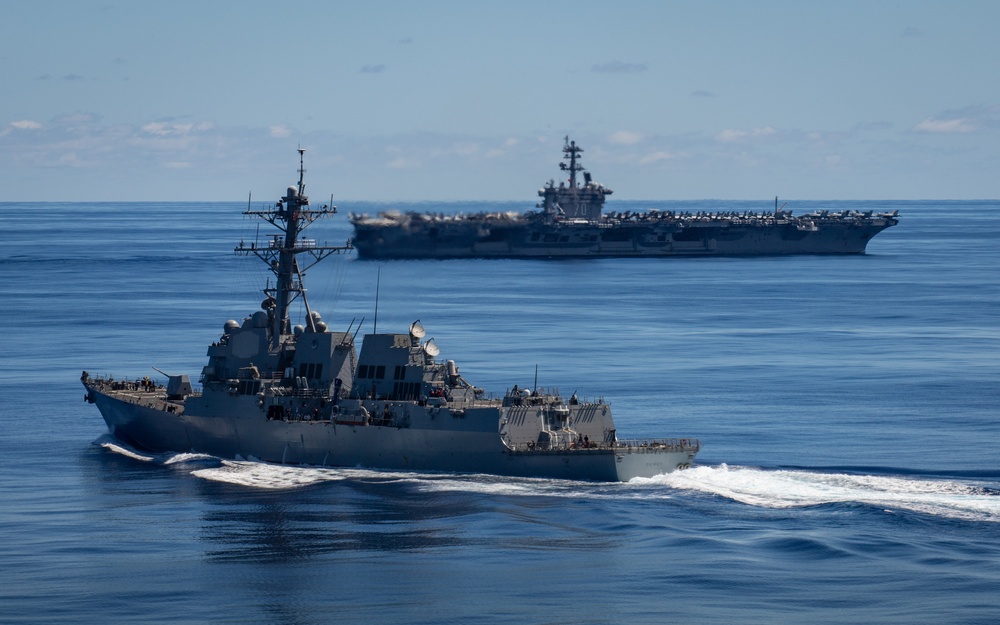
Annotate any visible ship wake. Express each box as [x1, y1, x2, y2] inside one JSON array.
[[645, 464, 1000, 523], [98, 436, 999, 522]]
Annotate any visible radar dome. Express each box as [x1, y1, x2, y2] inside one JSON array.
[[315, 321, 328, 333], [224, 320, 240, 334], [252, 311, 268, 328], [423, 339, 440, 357], [293, 325, 304, 335]]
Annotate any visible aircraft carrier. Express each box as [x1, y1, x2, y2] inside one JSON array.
[[350, 138, 899, 259], [82, 150, 700, 482]]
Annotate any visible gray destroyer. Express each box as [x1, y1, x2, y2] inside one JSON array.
[[350, 138, 899, 259], [82, 151, 699, 481]]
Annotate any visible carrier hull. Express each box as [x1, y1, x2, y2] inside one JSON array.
[[351, 219, 895, 259], [350, 137, 898, 259]]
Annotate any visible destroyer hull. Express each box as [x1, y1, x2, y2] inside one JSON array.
[[89, 386, 697, 482], [352, 221, 895, 259], [82, 149, 702, 484]]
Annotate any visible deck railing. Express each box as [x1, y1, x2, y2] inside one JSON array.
[[505, 438, 700, 454], [615, 438, 701, 452]]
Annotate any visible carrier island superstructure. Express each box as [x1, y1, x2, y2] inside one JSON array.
[[349, 137, 899, 259], [82, 150, 699, 481]]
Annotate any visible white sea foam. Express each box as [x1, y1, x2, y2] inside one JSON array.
[[95, 436, 1000, 522], [642, 464, 1000, 522], [188, 460, 582, 494], [162, 452, 217, 465], [97, 436, 215, 465], [407, 475, 582, 498], [191, 461, 346, 489], [98, 439, 157, 462], [188, 461, 443, 489]]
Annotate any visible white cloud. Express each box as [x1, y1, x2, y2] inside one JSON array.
[[486, 137, 519, 157], [386, 156, 420, 169], [142, 122, 192, 136], [3, 109, 994, 201], [141, 121, 213, 137], [608, 130, 644, 145], [55, 152, 91, 167], [914, 118, 975, 133], [639, 151, 676, 164], [716, 126, 776, 143]]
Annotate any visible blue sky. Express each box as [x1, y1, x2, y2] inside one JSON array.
[[2, 0, 998, 201]]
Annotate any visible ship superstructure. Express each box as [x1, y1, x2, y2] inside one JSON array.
[[349, 137, 899, 259], [82, 151, 700, 481]]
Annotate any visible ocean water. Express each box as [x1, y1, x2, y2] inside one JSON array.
[[1, 198, 998, 624]]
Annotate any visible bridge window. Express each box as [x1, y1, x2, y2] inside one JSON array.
[[298, 363, 323, 379], [237, 379, 261, 395], [392, 381, 421, 400]]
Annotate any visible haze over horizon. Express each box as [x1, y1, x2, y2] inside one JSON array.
[[2, 0, 998, 202]]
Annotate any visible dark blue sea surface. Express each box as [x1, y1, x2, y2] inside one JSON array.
[[1, 198, 998, 624]]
